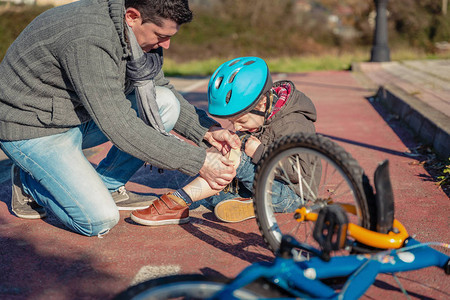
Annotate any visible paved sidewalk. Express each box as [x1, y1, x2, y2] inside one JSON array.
[[0, 61, 449, 299], [352, 59, 450, 159]]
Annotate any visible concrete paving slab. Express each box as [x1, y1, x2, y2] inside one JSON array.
[[352, 60, 450, 159], [0, 66, 449, 299]]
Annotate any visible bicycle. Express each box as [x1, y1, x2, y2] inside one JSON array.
[[114, 133, 449, 299]]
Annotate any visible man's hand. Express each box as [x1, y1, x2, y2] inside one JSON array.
[[199, 147, 236, 190], [204, 126, 241, 155], [244, 136, 261, 158]]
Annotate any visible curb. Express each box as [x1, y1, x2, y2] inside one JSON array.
[[352, 62, 450, 160]]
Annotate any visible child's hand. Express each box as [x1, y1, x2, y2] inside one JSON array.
[[244, 136, 261, 158], [204, 126, 241, 155]]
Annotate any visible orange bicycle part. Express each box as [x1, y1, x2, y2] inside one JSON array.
[[295, 206, 409, 249]]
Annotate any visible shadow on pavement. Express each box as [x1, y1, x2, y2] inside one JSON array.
[[125, 214, 273, 265], [0, 229, 118, 299], [373, 277, 444, 300], [180, 216, 273, 264], [363, 94, 449, 197], [321, 133, 411, 158]]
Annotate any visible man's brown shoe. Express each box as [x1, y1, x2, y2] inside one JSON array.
[[214, 198, 255, 223], [130, 193, 189, 226]]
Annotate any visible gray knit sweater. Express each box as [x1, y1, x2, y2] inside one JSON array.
[[0, 0, 217, 176]]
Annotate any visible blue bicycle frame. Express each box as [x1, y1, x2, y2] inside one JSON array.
[[212, 238, 449, 300]]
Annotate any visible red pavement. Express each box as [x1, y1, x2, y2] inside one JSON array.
[[0, 70, 449, 299]]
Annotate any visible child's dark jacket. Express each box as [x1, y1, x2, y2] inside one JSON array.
[[249, 80, 319, 196], [251, 80, 317, 163]]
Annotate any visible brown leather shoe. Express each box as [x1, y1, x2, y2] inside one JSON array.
[[130, 193, 189, 226]]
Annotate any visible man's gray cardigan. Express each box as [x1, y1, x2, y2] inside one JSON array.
[[0, 0, 217, 176]]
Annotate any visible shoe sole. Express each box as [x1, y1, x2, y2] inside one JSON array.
[[214, 199, 255, 223], [12, 211, 47, 220], [130, 213, 190, 226], [116, 204, 151, 211], [11, 165, 47, 219], [114, 195, 157, 211]]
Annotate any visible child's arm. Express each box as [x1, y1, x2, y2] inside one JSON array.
[[243, 136, 262, 158]]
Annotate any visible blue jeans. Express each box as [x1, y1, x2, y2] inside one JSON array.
[[204, 153, 301, 212], [0, 87, 180, 236]]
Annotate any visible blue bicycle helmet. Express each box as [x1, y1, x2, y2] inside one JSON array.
[[207, 57, 272, 118]]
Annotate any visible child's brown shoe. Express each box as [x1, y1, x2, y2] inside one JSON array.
[[214, 198, 255, 223], [130, 193, 189, 226]]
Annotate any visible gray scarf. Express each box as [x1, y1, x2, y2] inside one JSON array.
[[125, 24, 167, 135]]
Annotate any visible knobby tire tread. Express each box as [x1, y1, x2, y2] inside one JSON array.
[[253, 133, 377, 253], [113, 274, 289, 299]]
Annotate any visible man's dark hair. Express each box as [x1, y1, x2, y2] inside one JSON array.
[[125, 0, 193, 26]]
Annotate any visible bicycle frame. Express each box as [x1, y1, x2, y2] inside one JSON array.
[[212, 237, 449, 299], [295, 206, 409, 249], [210, 154, 449, 299]]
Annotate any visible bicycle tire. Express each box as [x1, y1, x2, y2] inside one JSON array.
[[253, 133, 376, 254], [113, 274, 286, 300]]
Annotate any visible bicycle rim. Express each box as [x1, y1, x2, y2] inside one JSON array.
[[254, 133, 374, 255], [113, 275, 264, 300]]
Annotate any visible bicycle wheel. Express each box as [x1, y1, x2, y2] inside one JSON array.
[[253, 133, 376, 254], [113, 274, 272, 300]]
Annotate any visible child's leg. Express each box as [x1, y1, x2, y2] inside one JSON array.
[[202, 152, 255, 209], [177, 175, 222, 203], [203, 182, 252, 210], [206, 153, 256, 222], [210, 153, 303, 222], [269, 179, 303, 213], [232, 152, 303, 211], [174, 148, 242, 204], [130, 148, 241, 226]]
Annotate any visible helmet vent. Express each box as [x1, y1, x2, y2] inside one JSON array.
[[244, 60, 255, 65], [228, 59, 240, 66], [226, 90, 232, 104], [229, 70, 239, 83], [214, 76, 224, 89]]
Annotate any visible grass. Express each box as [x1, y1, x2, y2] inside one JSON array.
[[162, 53, 368, 77], [0, 4, 450, 76], [163, 48, 450, 77], [1, 3, 449, 77]]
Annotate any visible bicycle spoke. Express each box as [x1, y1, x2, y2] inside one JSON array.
[[300, 176, 317, 201], [327, 187, 355, 201], [318, 161, 335, 197], [276, 161, 299, 194], [308, 155, 320, 199], [295, 155, 305, 202], [254, 134, 369, 254]]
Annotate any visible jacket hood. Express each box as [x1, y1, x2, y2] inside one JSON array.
[[271, 80, 317, 123]]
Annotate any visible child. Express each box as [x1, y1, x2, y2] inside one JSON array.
[[131, 57, 318, 225]]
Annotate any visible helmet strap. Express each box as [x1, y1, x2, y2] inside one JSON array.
[[249, 110, 265, 116], [250, 89, 274, 117]]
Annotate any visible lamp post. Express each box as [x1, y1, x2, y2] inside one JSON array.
[[370, 0, 390, 62]]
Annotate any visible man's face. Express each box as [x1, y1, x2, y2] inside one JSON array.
[[125, 8, 179, 52]]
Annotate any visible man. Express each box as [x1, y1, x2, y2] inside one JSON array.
[[0, 0, 239, 236]]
